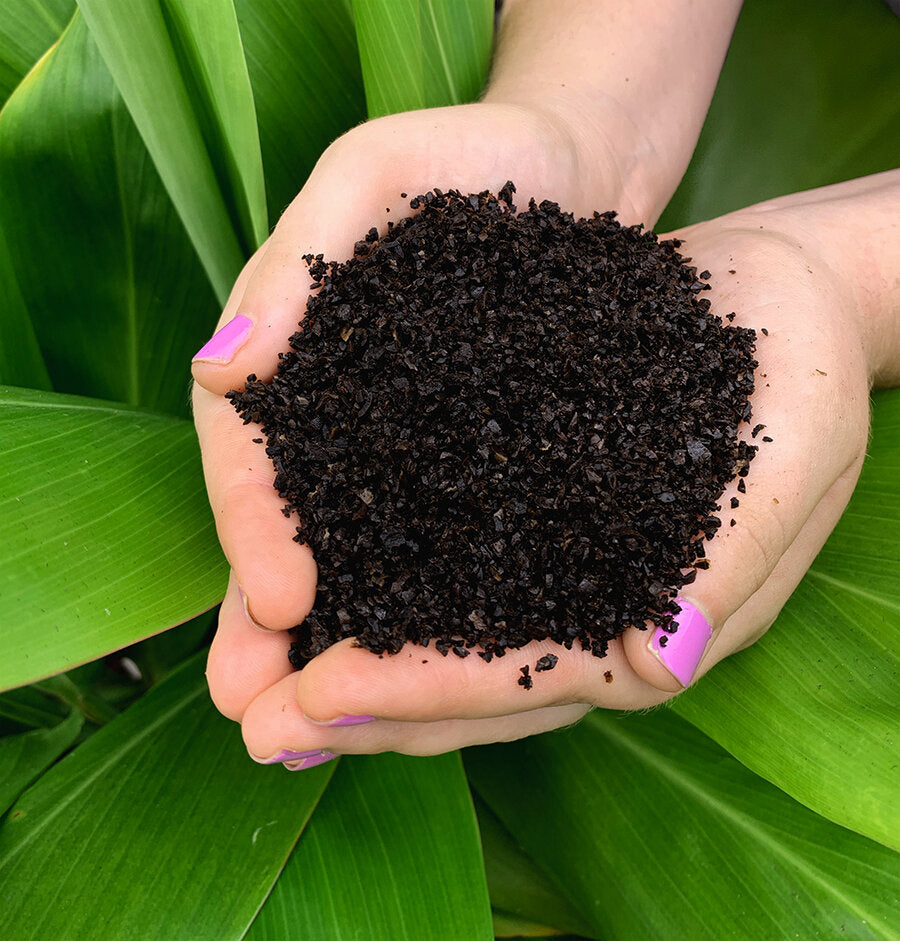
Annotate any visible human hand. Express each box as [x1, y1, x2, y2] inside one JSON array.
[[193, 0, 756, 767], [197, 170, 898, 767]]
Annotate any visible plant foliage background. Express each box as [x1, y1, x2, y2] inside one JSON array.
[[0, 1, 898, 938]]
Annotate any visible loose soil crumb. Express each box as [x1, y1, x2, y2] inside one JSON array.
[[228, 184, 759, 670]]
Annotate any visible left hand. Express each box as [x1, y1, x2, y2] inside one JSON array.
[[222, 172, 899, 767]]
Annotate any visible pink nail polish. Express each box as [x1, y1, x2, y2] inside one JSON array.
[[193, 314, 252, 363], [284, 751, 339, 771], [251, 748, 335, 765], [311, 714, 376, 727], [648, 598, 713, 687]]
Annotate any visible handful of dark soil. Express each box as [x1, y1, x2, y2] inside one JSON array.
[[228, 183, 758, 669]]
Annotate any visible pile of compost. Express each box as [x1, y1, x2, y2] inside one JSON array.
[[228, 183, 758, 669]]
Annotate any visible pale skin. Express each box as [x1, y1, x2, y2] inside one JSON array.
[[191, 0, 900, 763]]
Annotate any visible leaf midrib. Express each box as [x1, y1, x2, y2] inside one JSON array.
[[598, 719, 895, 937]]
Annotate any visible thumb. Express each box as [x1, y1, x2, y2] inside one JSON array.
[[190, 140, 412, 396], [622, 359, 867, 695]]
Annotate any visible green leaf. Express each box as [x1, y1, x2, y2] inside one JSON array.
[[467, 710, 900, 941], [0, 708, 81, 817], [0, 653, 333, 940], [0, 387, 227, 691], [352, 0, 493, 118], [248, 752, 494, 940], [0, 11, 220, 414], [673, 389, 900, 850], [0, 0, 73, 106], [474, 795, 594, 940], [659, 0, 900, 229], [234, 0, 366, 226], [0, 686, 70, 735], [0, 223, 50, 391], [76, 0, 266, 301]]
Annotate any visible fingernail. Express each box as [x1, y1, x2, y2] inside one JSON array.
[[648, 598, 713, 687], [307, 714, 376, 728], [284, 751, 339, 771], [193, 314, 252, 363], [238, 586, 278, 633], [251, 748, 337, 766]]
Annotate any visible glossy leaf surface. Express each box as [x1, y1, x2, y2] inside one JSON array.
[[659, 0, 900, 229], [235, 0, 366, 225], [468, 710, 900, 941], [0, 0, 73, 106], [0, 700, 81, 816], [352, 0, 493, 117], [77, 0, 265, 300], [0, 11, 219, 414], [0, 654, 332, 939], [248, 751, 494, 940], [0, 387, 227, 691]]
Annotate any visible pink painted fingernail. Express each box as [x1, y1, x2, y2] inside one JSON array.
[[284, 751, 339, 771], [193, 314, 252, 363], [251, 748, 337, 766], [648, 598, 713, 687], [309, 714, 376, 728]]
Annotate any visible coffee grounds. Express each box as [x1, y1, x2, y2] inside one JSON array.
[[228, 184, 758, 670]]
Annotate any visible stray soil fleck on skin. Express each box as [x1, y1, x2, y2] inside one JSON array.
[[228, 184, 759, 671]]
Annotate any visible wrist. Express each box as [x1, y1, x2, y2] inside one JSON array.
[[482, 86, 665, 226]]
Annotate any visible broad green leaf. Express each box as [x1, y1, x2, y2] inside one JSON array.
[[0, 387, 227, 691], [0, 223, 50, 390], [467, 710, 900, 941], [77, 0, 265, 301], [0, 0, 73, 106], [0, 11, 219, 415], [0, 653, 333, 940], [673, 389, 900, 849], [0, 684, 71, 735], [475, 795, 594, 940], [0, 708, 81, 816], [234, 0, 366, 226], [659, 0, 900, 229], [248, 752, 494, 941], [352, 0, 493, 118]]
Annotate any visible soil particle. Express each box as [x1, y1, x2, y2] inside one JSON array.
[[228, 184, 759, 670]]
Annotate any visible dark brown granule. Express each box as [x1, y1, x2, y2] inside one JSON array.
[[751, 424, 766, 438], [535, 654, 559, 673], [227, 184, 758, 669], [737, 478, 747, 494], [762, 435, 773, 443], [730, 497, 740, 509], [518, 665, 533, 690], [604, 670, 614, 683]]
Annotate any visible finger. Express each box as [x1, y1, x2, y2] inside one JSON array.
[[240, 668, 590, 762], [206, 572, 294, 721], [623, 234, 869, 691], [193, 382, 318, 629], [692, 451, 865, 676], [291, 634, 671, 726]]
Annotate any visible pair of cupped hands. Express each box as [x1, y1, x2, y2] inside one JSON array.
[[191, 103, 878, 770]]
